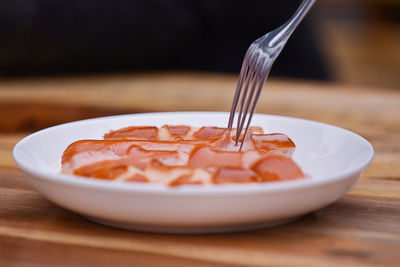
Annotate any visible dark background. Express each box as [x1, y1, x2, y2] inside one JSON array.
[[0, 0, 399, 88], [0, 1, 328, 80]]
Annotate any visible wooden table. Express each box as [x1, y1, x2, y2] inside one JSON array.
[[1, 72, 399, 266]]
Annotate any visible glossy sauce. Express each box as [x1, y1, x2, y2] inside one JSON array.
[[62, 125, 306, 186]]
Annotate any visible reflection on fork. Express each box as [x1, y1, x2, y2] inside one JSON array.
[[227, 0, 316, 151]]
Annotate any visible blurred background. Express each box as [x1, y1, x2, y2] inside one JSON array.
[[0, 0, 399, 88], [0, 0, 399, 133]]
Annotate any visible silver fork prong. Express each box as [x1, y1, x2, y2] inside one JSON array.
[[235, 65, 255, 141], [235, 55, 265, 146], [235, 52, 260, 143], [234, 51, 257, 132], [235, 70, 259, 145], [239, 63, 270, 151], [227, 44, 258, 130], [227, 63, 248, 130], [237, 56, 264, 129]]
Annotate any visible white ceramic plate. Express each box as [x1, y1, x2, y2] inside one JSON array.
[[13, 112, 373, 233]]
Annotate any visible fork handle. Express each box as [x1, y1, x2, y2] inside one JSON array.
[[269, 0, 316, 47]]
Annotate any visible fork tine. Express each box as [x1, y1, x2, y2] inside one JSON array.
[[235, 72, 259, 145], [227, 62, 248, 130], [235, 65, 256, 140], [227, 45, 257, 130], [234, 52, 260, 143], [239, 63, 270, 151], [235, 55, 265, 146], [236, 57, 264, 142]]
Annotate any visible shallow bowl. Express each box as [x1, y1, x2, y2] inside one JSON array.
[[13, 112, 374, 233]]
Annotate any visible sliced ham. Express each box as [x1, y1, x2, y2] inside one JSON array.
[[251, 133, 296, 156], [61, 125, 306, 185], [104, 126, 158, 140], [252, 155, 305, 181]]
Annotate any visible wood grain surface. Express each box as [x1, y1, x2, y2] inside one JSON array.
[[0, 72, 399, 266]]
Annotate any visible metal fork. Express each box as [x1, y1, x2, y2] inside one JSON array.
[[227, 0, 316, 150]]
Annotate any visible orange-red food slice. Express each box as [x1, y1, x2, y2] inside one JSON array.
[[252, 155, 305, 181]]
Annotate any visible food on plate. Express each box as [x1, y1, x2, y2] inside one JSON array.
[[61, 125, 305, 186]]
